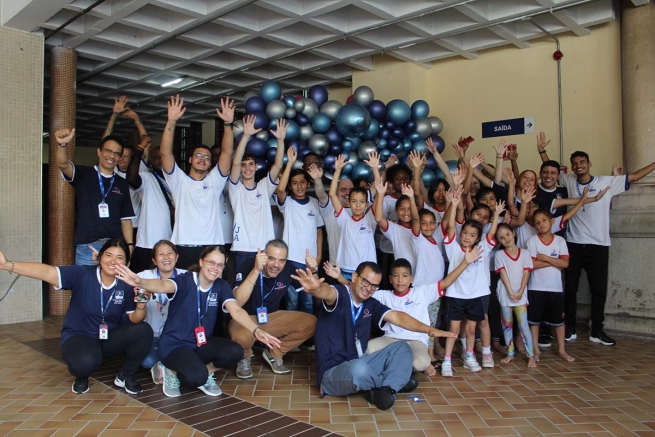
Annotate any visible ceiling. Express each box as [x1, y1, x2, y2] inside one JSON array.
[[4, 0, 616, 143]]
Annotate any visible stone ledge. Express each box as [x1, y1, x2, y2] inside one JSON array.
[[610, 209, 655, 236]]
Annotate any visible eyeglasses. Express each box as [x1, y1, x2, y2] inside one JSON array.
[[203, 259, 225, 269], [194, 153, 211, 161], [360, 277, 380, 291], [101, 148, 122, 158], [120, 154, 132, 159]]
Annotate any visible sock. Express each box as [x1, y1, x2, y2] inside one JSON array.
[[444, 355, 451, 362], [466, 350, 474, 358], [482, 346, 491, 355], [459, 338, 467, 349]]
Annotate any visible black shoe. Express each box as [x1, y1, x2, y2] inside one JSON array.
[[365, 386, 396, 410], [589, 331, 616, 346], [398, 377, 418, 394], [72, 377, 89, 394], [114, 371, 143, 395], [538, 334, 552, 348]]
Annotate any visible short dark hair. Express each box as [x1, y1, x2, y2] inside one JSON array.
[[99, 238, 130, 266], [190, 144, 212, 155], [265, 239, 288, 253], [355, 261, 382, 277], [242, 153, 256, 163], [475, 186, 496, 203], [152, 240, 177, 259], [533, 208, 554, 220], [428, 179, 450, 202], [540, 160, 561, 173], [570, 151, 590, 161], [470, 203, 492, 220], [418, 208, 435, 221], [303, 152, 321, 164], [462, 220, 484, 245], [394, 195, 410, 211], [386, 163, 412, 183], [287, 169, 310, 190], [349, 186, 368, 200], [390, 258, 412, 275], [99, 135, 126, 152]]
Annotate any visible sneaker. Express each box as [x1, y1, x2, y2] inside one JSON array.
[[460, 351, 467, 363], [198, 374, 222, 397], [538, 334, 552, 348], [441, 361, 453, 377], [291, 347, 301, 353], [262, 349, 291, 375], [236, 358, 253, 379], [463, 356, 482, 372], [565, 328, 577, 342], [306, 344, 316, 351], [364, 386, 396, 410], [481, 353, 495, 368], [114, 371, 143, 395], [72, 377, 89, 394], [151, 362, 163, 385], [163, 366, 181, 398], [589, 331, 616, 346], [398, 377, 418, 393]]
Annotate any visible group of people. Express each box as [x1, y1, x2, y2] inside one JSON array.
[[2, 93, 654, 411]]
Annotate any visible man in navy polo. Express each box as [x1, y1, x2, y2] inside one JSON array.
[[292, 261, 456, 410]]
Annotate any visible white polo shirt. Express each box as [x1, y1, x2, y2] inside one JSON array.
[[494, 249, 533, 306], [527, 234, 569, 292], [229, 175, 278, 252], [278, 195, 325, 264]]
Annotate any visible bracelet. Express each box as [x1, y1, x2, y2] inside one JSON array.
[[224, 122, 234, 127], [252, 327, 261, 337], [246, 276, 256, 286], [496, 155, 504, 159], [9, 260, 15, 274], [127, 243, 135, 247], [134, 121, 141, 125], [310, 267, 318, 274], [59, 143, 68, 148], [538, 150, 547, 154], [136, 146, 145, 153]]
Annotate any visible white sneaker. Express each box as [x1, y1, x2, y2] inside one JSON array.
[[151, 362, 163, 385], [198, 374, 222, 397], [463, 355, 482, 372], [441, 361, 453, 377], [162, 366, 181, 398]]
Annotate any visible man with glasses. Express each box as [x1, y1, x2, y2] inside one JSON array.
[[161, 95, 236, 268], [291, 261, 456, 410], [54, 129, 135, 266]]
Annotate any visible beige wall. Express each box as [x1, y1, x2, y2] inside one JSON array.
[[0, 26, 44, 324], [353, 21, 623, 175]]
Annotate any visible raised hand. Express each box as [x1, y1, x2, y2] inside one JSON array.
[[114, 264, 141, 287], [426, 137, 437, 155], [493, 139, 508, 158], [167, 94, 186, 121], [89, 245, 99, 264], [464, 246, 484, 264], [519, 186, 536, 204], [270, 118, 289, 140], [286, 146, 298, 166], [122, 107, 139, 121], [495, 200, 507, 215], [469, 152, 485, 169], [612, 165, 624, 176], [215, 97, 235, 123], [55, 128, 75, 146], [334, 154, 348, 172], [536, 131, 551, 151], [113, 96, 128, 114], [139, 135, 152, 152], [400, 183, 414, 198], [452, 165, 466, 187], [323, 260, 342, 280], [447, 186, 463, 207], [243, 114, 261, 136], [364, 151, 380, 169], [507, 147, 518, 161], [504, 167, 515, 185], [305, 249, 318, 272], [594, 186, 610, 202], [307, 163, 323, 181], [254, 248, 267, 272], [373, 176, 387, 197], [451, 141, 465, 160], [408, 150, 423, 170], [290, 268, 325, 292], [385, 154, 399, 170], [581, 186, 590, 200]]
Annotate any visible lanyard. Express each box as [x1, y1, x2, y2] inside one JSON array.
[[348, 292, 364, 326], [97, 167, 115, 203], [155, 268, 176, 305], [154, 171, 172, 200], [98, 268, 117, 321], [195, 274, 212, 327], [259, 272, 276, 304], [576, 176, 594, 198]]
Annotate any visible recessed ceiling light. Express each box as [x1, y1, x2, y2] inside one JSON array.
[[161, 77, 184, 87]]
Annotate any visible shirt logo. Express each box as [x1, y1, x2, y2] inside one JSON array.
[[208, 293, 218, 306], [308, 210, 316, 217], [275, 282, 286, 290], [362, 309, 372, 318], [404, 298, 414, 306], [551, 251, 558, 257], [113, 290, 124, 304], [111, 187, 122, 195], [556, 193, 562, 199], [256, 192, 262, 198], [236, 273, 243, 282]]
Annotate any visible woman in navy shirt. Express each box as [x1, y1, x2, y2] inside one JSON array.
[[115, 246, 281, 398], [0, 240, 153, 395]]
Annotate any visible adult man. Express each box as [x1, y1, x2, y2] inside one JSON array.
[[539, 139, 655, 346], [161, 95, 235, 268], [55, 129, 135, 265], [230, 240, 316, 378], [291, 261, 456, 410]]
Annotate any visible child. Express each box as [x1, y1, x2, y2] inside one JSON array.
[[442, 187, 504, 377], [494, 224, 536, 368], [276, 146, 325, 314], [526, 209, 574, 363], [373, 178, 416, 268]]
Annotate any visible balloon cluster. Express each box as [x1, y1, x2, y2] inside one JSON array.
[[239, 81, 454, 185]]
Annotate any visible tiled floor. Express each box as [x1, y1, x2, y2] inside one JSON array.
[[1, 317, 655, 437]]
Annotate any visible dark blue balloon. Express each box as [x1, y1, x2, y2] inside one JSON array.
[[388, 138, 399, 149], [421, 169, 436, 186], [308, 85, 329, 108], [412, 140, 428, 155], [312, 113, 332, 133], [409, 132, 421, 142], [285, 120, 300, 141], [385, 120, 396, 130], [260, 80, 281, 104], [380, 149, 391, 161], [268, 119, 278, 130], [334, 103, 371, 138], [351, 162, 372, 182], [393, 127, 405, 139], [362, 119, 380, 141], [255, 158, 268, 179], [284, 95, 296, 108], [368, 100, 387, 121], [297, 147, 312, 160], [325, 126, 343, 145], [329, 143, 342, 155], [246, 137, 268, 158], [245, 96, 265, 113], [266, 146, 278, 163], [341, 139, 353, 152], [425, 154, 437, 171], [404, 119, 417, 133], [377, 138, 387, 149], [342, 162, 353, 175], [411, 100, 430, 119], [250, 112, 269, 130], [429, 134, 446, 154], [348, 136, 362, 149], [235, 132, 243, 144], [379, 128, 391, 140], [323, 154, 337, 172], [295, 113, 309, 126], [386, 99, 412, 125]]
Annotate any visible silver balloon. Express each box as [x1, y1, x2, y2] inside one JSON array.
[[266, 100, 286, 120], [353, 85, 374, 107], [293, 99, 305, 112], [299, 124, 314, 141], [256, 130, 269, 141], [428, 116, 443, 135], [243, 91, 258, 103], [308, 134, 329, 156], [323, 171, 334, 180], [347, 151, 359, 165], [292, 160, 304, 170], [302, 98, 319, 119], [285, 108, 297, 119], [377, 162, 385, 174], [232, 120, 244, 139], [415, 118, 432, 140], [357, 140, 378, 161], [320, 100, 342, 120]]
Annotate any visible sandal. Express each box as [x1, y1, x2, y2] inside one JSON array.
[[431, 360, 442, 370]]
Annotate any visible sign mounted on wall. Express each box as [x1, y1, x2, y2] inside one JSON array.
[[482, 117, 535, 138]]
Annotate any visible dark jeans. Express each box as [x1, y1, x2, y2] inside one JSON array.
[[177, 245, 212, 270], [161, 338, 243, 388], [564, 242, 609, 334], [130, 246, 153, 274], [61, 322, 153, 378], [232, 250, 256, 276], [489, 273, 503, 343]]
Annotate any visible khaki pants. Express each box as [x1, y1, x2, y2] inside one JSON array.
[[228, 310, 316, 360], [366, 336, 430, 371]]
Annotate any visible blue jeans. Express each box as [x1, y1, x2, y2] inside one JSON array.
[[287, 261, 313, 314], [75, 238, 109, 266], [321, 342, 413, 396], [141, 337, 160, 369]]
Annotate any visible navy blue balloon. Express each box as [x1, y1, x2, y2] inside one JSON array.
[[429, 134, 446, 154], [268, 119, 278, 130], [323, 154, 337, 172], [260, 80, 282, 104], [329, 143, 342, 155], [285, 120, 300, 141], [255, 158, 268, 178], [246, 138, 268, 158], [351, 162, 372, 182], [362, 119, 380, 141], [425, 154, 437, 171], [393, 127, 405, 139], [308, 85, 329, 108], [250, 111, 269, 130], [377, 138, 387, 149], [284, 95, 296, 108], [334, 103, 371, 138], [289, 139, 305, 151], [342, 162, 353, 175], [379, 128, 391, 140], [421, 169, 436, 186], [312, 113, 332, 133], [388, 138, 399, 149], [368, 100, 387, 121], [386, 99, 412, 125], [266, 146, 278, 163], [411, 100, 430, 119], [341, 139, 353, 152], [380, 149, 392, 161], [235, 132, 243, 144], [348, 136, 362, 148], [267, 138, 278, 149], [295, 113, 309, 126], [325, 126, 343, 145], [404, 119, 417, 133], [412, 140, 428, 155], [297, 147, 312, 160], [385, 120, 396, 130], [245, 96, 265, 113], [409, 132, 421, 142]]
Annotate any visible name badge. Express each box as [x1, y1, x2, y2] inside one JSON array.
[[194, 326, 207, 347], [98, 202, 109, 218], [257, 306, 268, 324], [99, 323, 109, 340]]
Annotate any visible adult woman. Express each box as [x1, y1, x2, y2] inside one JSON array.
[[115, 246, 281, 398], [0, 240, 153, 395]]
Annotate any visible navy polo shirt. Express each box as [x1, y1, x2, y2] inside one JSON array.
[[315, 285, 392, 387], [159, 272, 235, 359], [64, 164, 135, 245], [233, 262, 295, 315], [58, 265, 136, 347]]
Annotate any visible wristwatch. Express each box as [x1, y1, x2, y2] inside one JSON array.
[[224, 122, 234, 128]]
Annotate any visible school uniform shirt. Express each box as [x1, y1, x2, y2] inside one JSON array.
[[62, 164, 135, 245], [319, 199, 349, 264], [536, 184, 569, 217], [379, 195, 400, 254], [315, 285, 392, 386], [278, 195, 325, 264], [526, 234, 569, 292], [511, 216, 566, 249], [219, 188, 234, 245], [229, 175, 278, 252], [158, 272, 235, 359], [164, 163, 228, 245], [233, 262, 296, 316], [133, 171, 173, 249], [380, 221, 415, 268], [372, 283, 442, 346], [444, 233, 496, 299], [494, 249, 533, 306], [412, 228, 445, 286], [139, 268, 186, 338], [55, 266, 136, 346], [558, 174, 629, 246], [116, 164, 147, 228], [335, 207, 377, 272]]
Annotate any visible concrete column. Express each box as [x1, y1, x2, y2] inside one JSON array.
[[48, 47, 76, 315]]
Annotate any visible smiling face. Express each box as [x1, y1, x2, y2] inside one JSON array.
[[526, 200, 539, 220], [189, 147, 212, 174], [240, 157, 257, 181], [419, 212, 437, 237], [338, 178, 354, 207], [97, 140, 123, 173], [496, 226, 516, 249], [351, 267, 382, 304], [478, 191, 497, 210], [117, 147, 132, 173], [470, 207, 491, 227], [470, 177, 480, 196], [290, 173, 309, 199], [99, 246, 126, 278], [199, 250, 226, 282], [389, 266, 413, 295], [540, 165, 559, 190], [571, 156, 591, 178], [391, 169, 411, 193], [152, 243, 178, 276], [518, 170, 537, 191], [263, 245, 287, 278], [396, 199, 412, 225], [459, 223, 481, 249]]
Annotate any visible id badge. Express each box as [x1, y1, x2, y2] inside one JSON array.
[[194, 326, 207, 347], [98, 202, 109, 218], [257, 306, 268, 324], [99, 323, 109, 340], [355, 336, 364, 358]]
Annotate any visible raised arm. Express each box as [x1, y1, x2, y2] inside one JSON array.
[[215, 97, 235, 175], [440, 246, 483, 289], [536, 131, 551, 163], [307, 164, 327, 205], [291, 268, 337, 306], [507, 147, 520, 181], [329, 155, 347, 212], [488, 201, 506, 239], [504, 168, 519, 217], [125, 136, 149, 190], [161, 95, 186, 174], [364, 151, 381, 198], [492, 139, 507, 185], [372, 176, 389, 228], [114, 264, 176, 294], [628, 160, 655, 184], [268, 119, 288, 182], [408, 151, 426, 207], [446, 186, 463, 240], [276, 146, 297, 204], [103, 96, 128, 139], [427, 137, 454, 187], [232, 250, 266, 307], [55, 128, 75, 179], [122, 107, 147, 138], [510, 187, 535, 228], [230, 114, 260, 183], [0, 251, 60, 287]]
